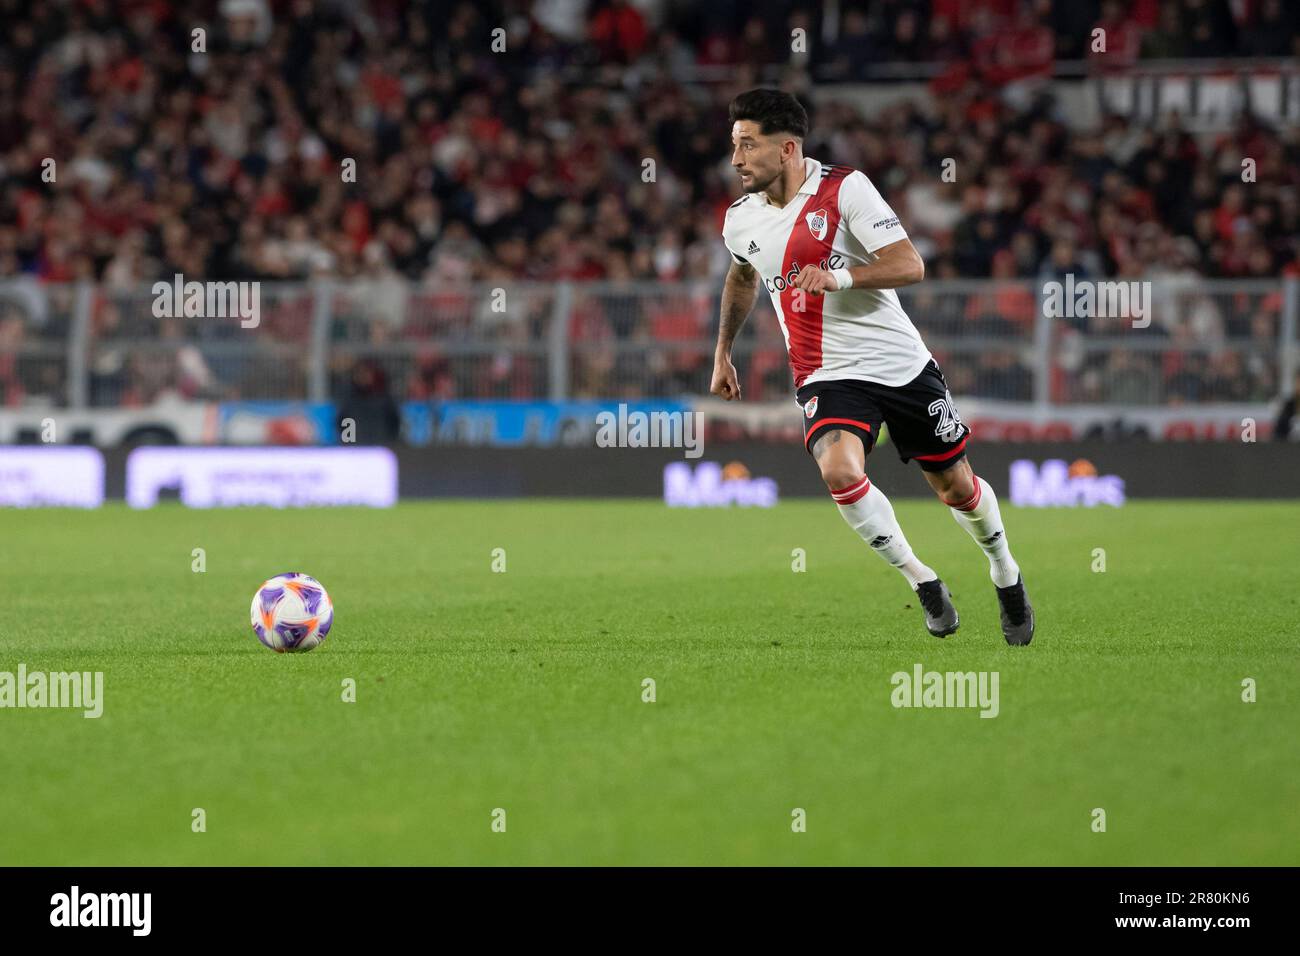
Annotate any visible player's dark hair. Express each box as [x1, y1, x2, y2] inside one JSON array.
[[728, 89, 809, 139]]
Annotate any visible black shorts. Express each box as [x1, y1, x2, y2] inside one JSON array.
[[796, 359, 971, 472]]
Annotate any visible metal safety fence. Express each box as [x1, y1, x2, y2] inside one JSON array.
[[0, 278, 1295, 409]]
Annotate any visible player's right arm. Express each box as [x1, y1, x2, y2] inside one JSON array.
[[711, 259, 759, 401]]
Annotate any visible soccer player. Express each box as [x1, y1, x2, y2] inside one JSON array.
[[711, 89, 1034, 644]]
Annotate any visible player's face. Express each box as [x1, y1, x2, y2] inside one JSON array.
[[731, 121, 784, 194]]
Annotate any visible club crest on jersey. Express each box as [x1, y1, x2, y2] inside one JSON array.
[[804, 395, 819, 419], [805, 208, 829, 241]]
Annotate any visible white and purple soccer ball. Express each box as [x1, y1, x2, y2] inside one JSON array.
[[250, 573, 333, 653]]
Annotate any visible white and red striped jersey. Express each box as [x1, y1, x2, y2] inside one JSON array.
[[722, 157, 932, 389]]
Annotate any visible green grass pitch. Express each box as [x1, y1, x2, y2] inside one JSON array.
[[1, 499, 1296, 866]]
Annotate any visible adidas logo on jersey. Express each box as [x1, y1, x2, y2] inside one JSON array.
[[747, 240, 760, 255]]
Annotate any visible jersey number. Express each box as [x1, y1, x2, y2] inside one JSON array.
[[927, 391, 965, 444]]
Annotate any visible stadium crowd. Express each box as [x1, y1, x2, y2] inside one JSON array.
[[1, 0, 1297, 408]]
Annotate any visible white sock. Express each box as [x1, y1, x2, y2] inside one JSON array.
[[833, 477, 937, 589], [949, 475, 1020, 588]]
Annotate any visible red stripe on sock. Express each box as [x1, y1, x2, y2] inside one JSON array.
[[831, 476, 871, 505], [952, 476, 983, 512]]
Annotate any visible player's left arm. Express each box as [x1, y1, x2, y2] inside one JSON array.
[[792, 170, 924, 294]]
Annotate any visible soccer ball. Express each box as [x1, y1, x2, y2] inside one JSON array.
[[250, 573, 333, 653]]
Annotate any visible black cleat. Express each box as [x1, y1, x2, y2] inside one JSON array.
[[995, 575, 1035, 646], [915, 579, 959, 638]]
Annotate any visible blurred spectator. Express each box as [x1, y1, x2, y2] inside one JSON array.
[[0, 0, 1297, 408], [335, 358, 401, 443], [974, 351, 1033, 400], [589, 0, 649, 64], [1241, 0, 1300, 57], [1275, 373, 1300, 441]]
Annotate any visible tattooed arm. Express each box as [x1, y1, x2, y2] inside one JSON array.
[[711, 259, 760, 401]]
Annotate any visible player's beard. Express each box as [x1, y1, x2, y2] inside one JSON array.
[[740, 167, 778, 194]]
